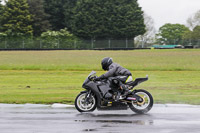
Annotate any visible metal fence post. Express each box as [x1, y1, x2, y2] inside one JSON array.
[[58, 40, 60, 49], [108, 39, 111, 48], [126, 38, 128, 48], [40, 40, 42, 48], [22, 40, 25, 48], [91, 38, 94, 49], [198, 39, 200, 46], [5, 40, 7, 49], [142, 38, 144, 48], [74, 40, 77, 49]]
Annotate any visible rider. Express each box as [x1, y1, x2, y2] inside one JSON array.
[[95, 57, 133, 99]]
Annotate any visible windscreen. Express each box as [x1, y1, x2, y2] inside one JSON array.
[[88, 71, 96, 78], [82, 71, 96, 86]]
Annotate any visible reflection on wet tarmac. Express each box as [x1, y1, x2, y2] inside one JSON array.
[[75, 112, 154, 127], [82, 128, 98, 132], [75, 119, 153, 125], [1, 104, 200, 133], [76, 112, 151, 118]]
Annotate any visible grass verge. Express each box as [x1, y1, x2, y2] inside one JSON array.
[[0, 49, 200, 71], [0, 70, 199, 105]]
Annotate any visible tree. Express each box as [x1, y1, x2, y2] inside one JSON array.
[[192, 26, 200, 40], [185, 10, 200, 46], [43, 0, 65, 30], [191, 26, 200, 46], [1, 0, 33, 37], [0, 0, 4, 29], [0, 0, 3, 13], [43, 0, 77, 31], [156, 23, 190, 45], [27, 0, 51, 36], [63, 0, 77, 31], [71, 0, 145, 40], [182, 26, 200, 46], [187, 10, 200, 30], [41, 28, 77, 48], [41, 28, 75, 40], [182, 30, 192, 40], [0, 0, 3, 14], [135, 13, 156, 47]]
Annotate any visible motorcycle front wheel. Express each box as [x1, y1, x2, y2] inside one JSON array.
[[75, 92, 97, 112], [128, 89, 153, 114]]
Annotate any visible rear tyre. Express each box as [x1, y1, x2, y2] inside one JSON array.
[[128, 89, 153, 114], [75, 92, 97, 112]]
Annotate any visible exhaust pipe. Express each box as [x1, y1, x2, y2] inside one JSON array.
[[127, 97, 136, 101]]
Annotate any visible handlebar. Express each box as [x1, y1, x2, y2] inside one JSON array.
[[88, 75, 98, 81]]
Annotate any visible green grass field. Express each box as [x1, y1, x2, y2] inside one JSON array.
[[0, 49, 200, 104], [0, 49, 199, 71]]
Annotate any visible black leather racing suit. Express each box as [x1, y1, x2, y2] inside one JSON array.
[[100, 63, 132, 79], [99, 63, 132, 92]]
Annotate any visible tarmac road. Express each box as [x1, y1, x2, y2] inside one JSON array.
[[0, 104, 200, 133]]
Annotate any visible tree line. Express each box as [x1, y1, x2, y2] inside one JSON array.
[[0, 0, 200, 48], [156, 22, 200, 46], [136, 10, 200, 47], [0, 0, 145, 41]]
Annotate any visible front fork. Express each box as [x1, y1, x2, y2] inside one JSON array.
[[84, 90, 92, 104]]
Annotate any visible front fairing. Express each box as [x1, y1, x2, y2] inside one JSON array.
[[82, 71, 96, 87]]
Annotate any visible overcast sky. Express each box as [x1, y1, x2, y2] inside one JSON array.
[[138, 0, 200, 30]]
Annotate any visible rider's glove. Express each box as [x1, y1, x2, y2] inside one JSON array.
[[94, 75, 105, 81], [94, 77, 101, 81]]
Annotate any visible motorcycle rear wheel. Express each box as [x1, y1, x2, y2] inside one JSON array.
[[128, 89, 153, 114], [75, 92, 97, 112]]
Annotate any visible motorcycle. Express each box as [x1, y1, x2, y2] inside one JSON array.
[[75, 71, 153, 114]]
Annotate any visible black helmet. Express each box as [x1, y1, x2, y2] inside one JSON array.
[[101, 57, 113, 71]]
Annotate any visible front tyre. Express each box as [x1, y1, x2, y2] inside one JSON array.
[[129, 89, 153, 114], [75, 92, 97, 112]]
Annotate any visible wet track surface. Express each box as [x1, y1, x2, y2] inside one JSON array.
[[0, 104, 200, 133]]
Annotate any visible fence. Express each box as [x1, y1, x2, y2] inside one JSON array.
[[0, 38, 137, 49], [156, 39, 200, 47], [0, 38, 199, 49]]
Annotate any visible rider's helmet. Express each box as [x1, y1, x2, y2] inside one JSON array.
[[101, 57, 113, 71]]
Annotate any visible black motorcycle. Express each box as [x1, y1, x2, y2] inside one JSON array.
[[75, 71, 153, 114]]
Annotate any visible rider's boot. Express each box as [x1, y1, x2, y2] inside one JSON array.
[[121, 85, 131, 96], [115, 92, 121, 101]]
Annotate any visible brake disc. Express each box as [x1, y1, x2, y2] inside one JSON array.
[[137, 97, 145, 106]]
